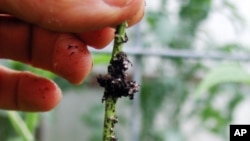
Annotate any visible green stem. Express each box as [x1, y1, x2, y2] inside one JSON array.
[[7, 111, 34, 141], [111, 22, 128, 58], [103, 97, 117, 141], [102, 22, 127, 141]]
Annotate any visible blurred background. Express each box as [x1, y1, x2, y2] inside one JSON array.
[[1, 0, 250, 141]]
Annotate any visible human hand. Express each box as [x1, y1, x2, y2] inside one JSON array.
[[0, 0, 144, 112]]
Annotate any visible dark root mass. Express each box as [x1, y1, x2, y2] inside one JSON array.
[[97, 52, 139, 102]]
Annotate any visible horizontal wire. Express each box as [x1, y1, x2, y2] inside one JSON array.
[[90, 47, 250, 62]]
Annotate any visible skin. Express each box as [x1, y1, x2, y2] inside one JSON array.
[[0, 0, 144, 112]]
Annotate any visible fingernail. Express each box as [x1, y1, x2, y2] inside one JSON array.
[[104, 0, 134, 7]]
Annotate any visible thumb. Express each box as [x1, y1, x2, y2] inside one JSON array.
[[0, 0, 144, 32]]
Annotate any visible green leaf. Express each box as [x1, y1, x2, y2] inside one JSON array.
[[8, 61, 56, 79], [92, 54, 110, 65], [25, 113, 40, 134], [195, 63, 250, 96]]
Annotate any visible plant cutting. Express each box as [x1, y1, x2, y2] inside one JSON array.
[[97, 22, 140, 141]]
